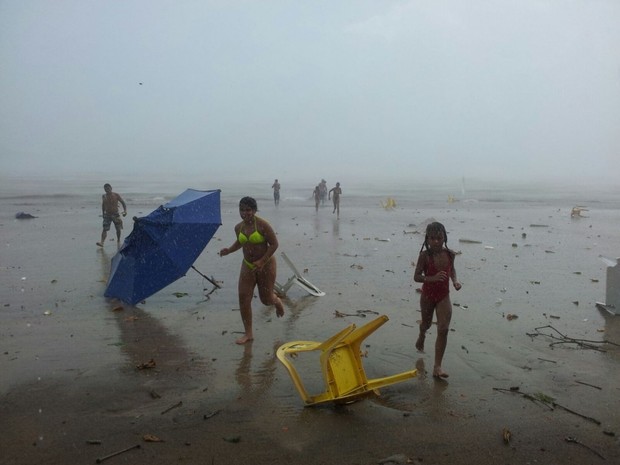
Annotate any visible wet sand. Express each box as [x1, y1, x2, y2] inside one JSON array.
[[1, 181, 620, 464]]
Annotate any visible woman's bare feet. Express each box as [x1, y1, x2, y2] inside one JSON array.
[[432, 367, 449, 379], [415, 333, 425, 352], [235, 334, 254, 345]]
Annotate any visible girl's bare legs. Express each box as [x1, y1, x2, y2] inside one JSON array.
[[432, 297, 452, 378], [237, 264, 257, 344], [416, 295, 434, 352], [256, 258, 284, 317]]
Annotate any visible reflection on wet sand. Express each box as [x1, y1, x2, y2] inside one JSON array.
[[234, 341, 279, 402], [99, 248, 208, 390], [372, 357, 448, 413]]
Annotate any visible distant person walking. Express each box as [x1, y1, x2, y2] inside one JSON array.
[[319, 179, 328, 206], [219, 196, 285, 344], [313, 185, 321, 212], [97, 183, 127, 248], [413, 222, 462, 379], [328, 182, 342, 218], [272, 179, 281, 207]]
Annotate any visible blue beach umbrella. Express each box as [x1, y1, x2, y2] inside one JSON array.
[[105, 189, 221, 305]]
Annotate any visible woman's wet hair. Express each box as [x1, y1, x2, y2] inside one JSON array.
[[239, 196, 258, 211]]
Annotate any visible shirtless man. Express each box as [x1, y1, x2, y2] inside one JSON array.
[[328, 182, 342, 218], [97, 183, 127, 247]]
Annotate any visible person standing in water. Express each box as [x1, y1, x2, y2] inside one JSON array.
[[219, 197, 285, 344], [328, 182, 342, 218], [413, 222, 462, 379], [313, 185, 321, 213], [319, 179, 328, 206], [272, 179, 281, 207], [97, 183, 127, 248]]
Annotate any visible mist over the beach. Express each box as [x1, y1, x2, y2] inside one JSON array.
[[1, 1, 619, 187]]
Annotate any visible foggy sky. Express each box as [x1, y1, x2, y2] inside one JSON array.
[[1, 1, 619, 186]]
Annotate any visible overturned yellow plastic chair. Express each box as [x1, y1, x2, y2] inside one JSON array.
[[277, 315, 417, 406]]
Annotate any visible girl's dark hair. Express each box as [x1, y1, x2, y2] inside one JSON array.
[[239, 196, 258, 211], [420, 222, 455, 257]]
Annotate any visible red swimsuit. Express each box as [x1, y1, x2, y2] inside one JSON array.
[[421, 253, 452, 304]]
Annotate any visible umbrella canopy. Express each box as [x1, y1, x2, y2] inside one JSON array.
[[105, 189, 221, 305]]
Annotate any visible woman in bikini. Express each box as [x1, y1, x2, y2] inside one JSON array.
[[413, 222, 462, 378], [220, 197, 285, 344]]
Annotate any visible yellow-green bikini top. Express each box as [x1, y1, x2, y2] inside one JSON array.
[[238, 218, 266, 245]]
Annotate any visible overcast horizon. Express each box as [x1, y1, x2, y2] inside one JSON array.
[[1, 1, 619, 186]]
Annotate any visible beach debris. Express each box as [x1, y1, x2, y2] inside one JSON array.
[[537, 357, 557, 363], [142, 434, 164, 442], [565, 436, 606, 460], [374, 237, 391, 242], [484, 246, 494, 250], [350, 264, 364, 270], [136, 358, 156, 370], [378, 453, 412, 464], [461, 345, 469, 354], [172, 292, 189, 298], [112, 306, 124, 312], [86, 439, 102, 445], [403, 230, 419, 235], [203, 409, 221, 420], [529, 224, 549, 227], [502, 428, 512, 444], [15, 212, 37, 219], [223, 436, 241, 443], [380, 197, 397, 210], [43, 311, 52, 316], [506, 313, 518, 321], [570, 206, 589, 218], [527, 325, 620, 351], [96, 444, 140, 463], [161, 401, 182, 415], [459, 238, 482, 244], [493, 387, 602, 425], [334, 309, 379, 318], [575, 380, 602, 390], [149, 390, 161, 399]]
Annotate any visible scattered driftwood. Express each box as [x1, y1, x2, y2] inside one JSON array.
[[160, 401, 182, 415], [204, 409, 221, 420], [575, 380, 602, 390], [526, 325, 619, 352], [565, 436, 605, 460], [96, 444, 141, 463], [493, 387, 601, 425], [334, 309, 380, 318]]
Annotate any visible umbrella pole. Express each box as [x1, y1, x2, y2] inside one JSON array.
[[191, 266, 221, 289]]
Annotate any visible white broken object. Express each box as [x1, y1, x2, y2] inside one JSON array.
[[274, 252, 325, 297], [596, 256, 620, 315], [599, 255, 618, 267], [571, 206, 588, 217]]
